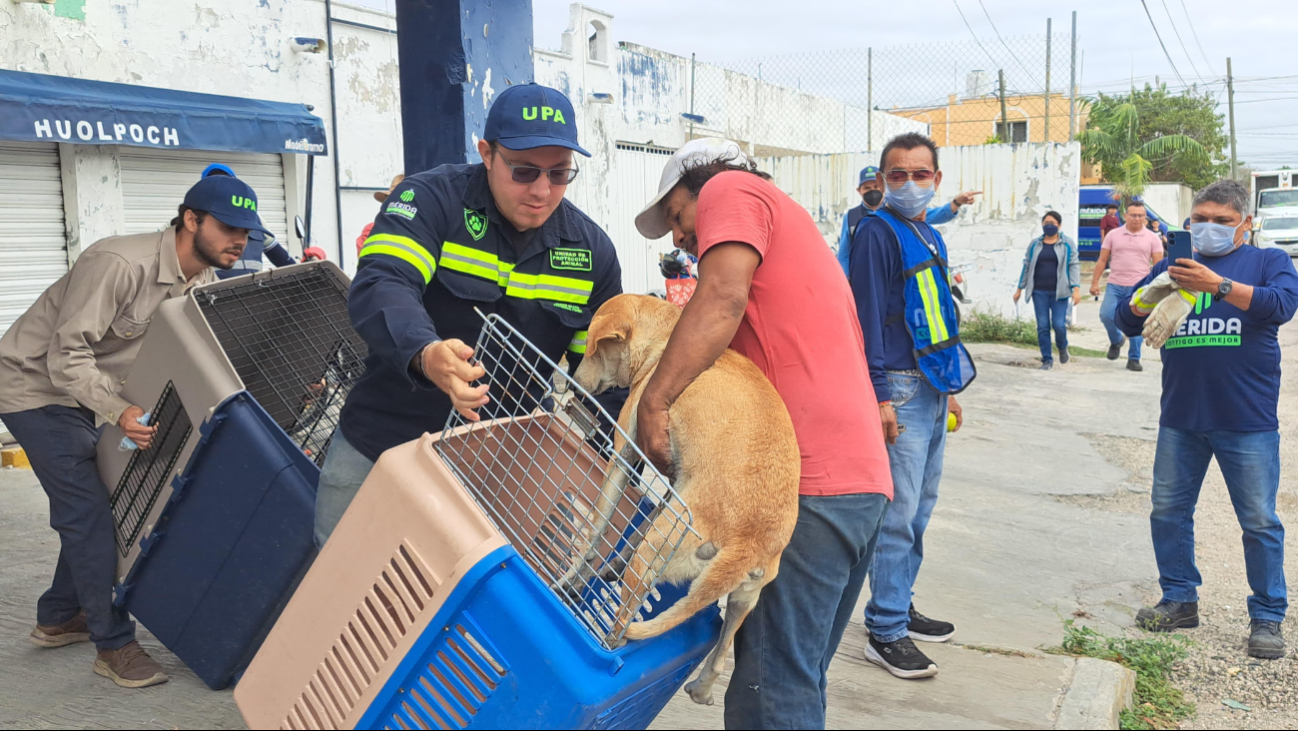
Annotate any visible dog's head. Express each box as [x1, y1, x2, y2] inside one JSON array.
[[573, 294, 680, 395]]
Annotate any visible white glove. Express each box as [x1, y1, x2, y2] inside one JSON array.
[[1143, 288, 1197, 349], [1131, 272, 1178, 315]]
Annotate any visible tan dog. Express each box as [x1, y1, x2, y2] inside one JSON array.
[[571, 293, 800, 705]]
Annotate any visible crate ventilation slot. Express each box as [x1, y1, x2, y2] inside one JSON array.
[[110, 380, 191, 557]]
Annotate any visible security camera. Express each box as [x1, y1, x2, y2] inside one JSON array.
[[291, 37, 327, 54]]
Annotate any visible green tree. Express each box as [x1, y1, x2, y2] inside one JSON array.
[[1077, 84, 1228, 198]]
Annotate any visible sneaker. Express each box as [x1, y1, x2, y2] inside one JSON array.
[[1107, 341, 1123, 361], [1127, 359, 1143, 372], [1248, 620, 1286, 660], [865, 634, 939, 679], [1059, 348, 1071, 364], [1039, 361, 1053, 371], [1136, 600, 1199, 632], [908, 604, 956, 643], [93, 641, 169, 688], [29, 610, 90, 648]]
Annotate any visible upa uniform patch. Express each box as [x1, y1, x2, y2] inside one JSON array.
[[465, 208, 489, 241], [550, 248, 592, 272]]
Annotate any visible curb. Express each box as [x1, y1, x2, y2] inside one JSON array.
[[1054, 657, 1136, 730], [2, 446, 30, 469]]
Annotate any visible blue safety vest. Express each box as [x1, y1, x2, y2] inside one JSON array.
[[876, 207, 976, 394]]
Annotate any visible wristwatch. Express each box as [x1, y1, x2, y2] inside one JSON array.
[[1217, 278, 1233, 296]]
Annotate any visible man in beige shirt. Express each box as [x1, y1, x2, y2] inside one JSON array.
[[0, 174, 271, 688]]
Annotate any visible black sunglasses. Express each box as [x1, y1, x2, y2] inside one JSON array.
[[496, 152, 579, 185]]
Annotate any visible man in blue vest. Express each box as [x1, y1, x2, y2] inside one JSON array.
[[849, 132, 977, 679], [200, 164, 325, 278], [837, 165, 980, 275]]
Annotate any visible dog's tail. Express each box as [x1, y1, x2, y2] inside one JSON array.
[[623, 544, 762, 642]]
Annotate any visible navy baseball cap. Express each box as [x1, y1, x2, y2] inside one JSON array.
[[182, 176, 272, 236], [484, 83, 590, 157], [859, 166, 881, 185]]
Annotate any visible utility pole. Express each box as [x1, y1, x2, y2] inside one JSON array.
[[1068, 10, 1077, 139], [1044, 18, 1052, 143], [998, 69, 1009, 142], [1227, 57, 1238, 180], [867, 47, 873, 151]]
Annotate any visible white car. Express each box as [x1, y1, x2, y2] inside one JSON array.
[[1256, 215, 1298, 257]]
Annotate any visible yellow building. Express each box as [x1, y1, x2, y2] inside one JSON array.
[[895, 91, 1088, 147]]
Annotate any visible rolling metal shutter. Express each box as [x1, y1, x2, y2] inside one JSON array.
[[118, 148, 289, 249], [0, 142, 68, 339]]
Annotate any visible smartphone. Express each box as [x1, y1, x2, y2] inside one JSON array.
[[1167, 230, 1193, 265]]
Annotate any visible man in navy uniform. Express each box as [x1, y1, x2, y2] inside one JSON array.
[[313, 83, 624, 546]]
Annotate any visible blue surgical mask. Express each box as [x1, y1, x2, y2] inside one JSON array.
[[885, 181, 936, 219], [1190, 221, 1244, 257], [1042, 223, 1059, 237]]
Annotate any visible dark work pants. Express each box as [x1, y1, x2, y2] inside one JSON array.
[[2, 405, 135, 651], [724, 492, 890, 730]]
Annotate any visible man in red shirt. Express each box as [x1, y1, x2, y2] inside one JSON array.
[[1100, 203, 1121, 242], [633, 138, 893, 729]]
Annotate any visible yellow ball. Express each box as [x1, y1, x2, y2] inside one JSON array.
[[947, 412, 958, 432]]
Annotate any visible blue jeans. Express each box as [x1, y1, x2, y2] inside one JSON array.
[[313, 430, 377, 548], [1150, 427, 1287, 622], [1, 406, 136, 651], [1031, 290, 1069, 363], [726, 492, 888, 730], [1100, 283, 1142, 360], [865, 372, 947, 642]]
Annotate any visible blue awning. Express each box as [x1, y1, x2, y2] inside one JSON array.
[[0, 69, 327, 156]]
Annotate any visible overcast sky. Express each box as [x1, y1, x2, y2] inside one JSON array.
[[352, 0, 1297, 168]]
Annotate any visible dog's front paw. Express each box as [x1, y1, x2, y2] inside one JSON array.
[[684, 678, 714, 705]]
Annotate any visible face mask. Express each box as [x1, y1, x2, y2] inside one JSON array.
[[862, 189, 884, 208], [1042, 223, 1059, 237], [885, 181, 936, 219], [1190, 221, 1243, 257]]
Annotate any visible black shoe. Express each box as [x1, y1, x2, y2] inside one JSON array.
[[1107, 341, 1123, 360], [1059, 348, 1070, 364], [1127, 359, 1143, 372], [865, 634, 939, 679], [1136, 600, 1200, 632], [1248, 620, 1286, 659], [907, 604, 955, 643], [1039, 361, 1053, 371]]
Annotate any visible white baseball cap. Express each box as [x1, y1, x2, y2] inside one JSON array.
[[634, 138, 749, 239]]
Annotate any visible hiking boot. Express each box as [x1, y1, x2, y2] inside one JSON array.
[[1039, 361, 1053, 371], [1248, 620, 1286, 660], [908, 604, 956, 643], [1059, 348, 1071, 364], [1136, 600, 1199, 632], [1127, 359, 1143, 372], [865, 634, 939, 679], [1107, 340, 1124, 361], [29, 610, 90, 648], [93, 641, 169, 688]]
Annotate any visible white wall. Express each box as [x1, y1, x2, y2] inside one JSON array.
[[1142, 183, 1193, 229], [758, 142, 1084, 317]]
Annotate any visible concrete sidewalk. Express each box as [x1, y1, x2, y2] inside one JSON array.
[[0, 343, 1151, 730]]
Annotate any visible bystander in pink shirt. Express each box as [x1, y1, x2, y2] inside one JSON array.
[[1101, 226, 1163, 286]]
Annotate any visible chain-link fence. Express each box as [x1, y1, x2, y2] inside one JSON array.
[[684, 27, 1082, 156]]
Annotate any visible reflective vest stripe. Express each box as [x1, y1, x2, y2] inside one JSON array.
[[438, 241, 593, 304], [439, 245, 501, 282], [360, 234, 437, 284], [916, 268, 950, 343], [568, 330, 588, 354]]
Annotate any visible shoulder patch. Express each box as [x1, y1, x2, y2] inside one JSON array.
[[464, 209, 488, 241], [550, 247, 592, 272]]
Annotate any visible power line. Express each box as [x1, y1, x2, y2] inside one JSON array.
[[1176, 0, 1216, 74], [975, 0, 1039, 86], [1138, 0, 1188, 88], [1158, 0, 1203, 81], [950, 0, 1005, 80]]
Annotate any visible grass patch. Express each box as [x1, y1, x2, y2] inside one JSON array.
[[1052, 620, 1195, 730], [961, 310, 1106, 358]]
